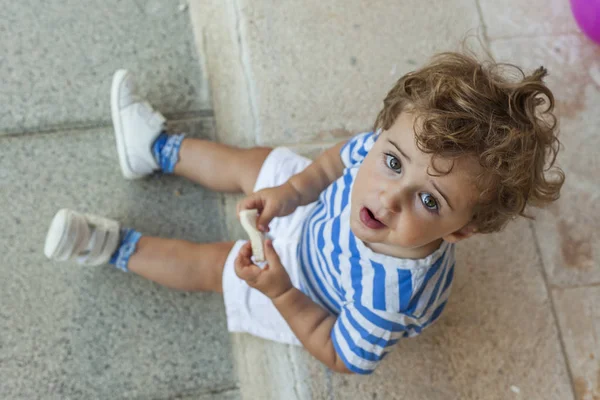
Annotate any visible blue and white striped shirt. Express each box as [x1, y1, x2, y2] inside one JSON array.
[[298, 131, 456, 374]]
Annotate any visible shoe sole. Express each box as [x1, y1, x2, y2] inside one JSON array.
[[111, 69, 139, 180], [44, 209, 85, 261], [44, 209, 120, 266]]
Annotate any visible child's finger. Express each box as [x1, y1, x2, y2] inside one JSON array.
[[235, 242, 253, 263], [240, 241, 253, 257], [263, 239, 281, 266], [256, 205, 276, 232], [237, 195, 263, 218], [234, 257, 263, 282]]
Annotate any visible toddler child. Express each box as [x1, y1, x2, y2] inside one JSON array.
[[44, 52, 564, 374]]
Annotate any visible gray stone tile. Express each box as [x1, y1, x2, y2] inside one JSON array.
[[491, 35, 600, 286], [325, 221, 573, 400], [0, 0, 210, 136], [229, 335, 312, 400], [193, 0, 483, 147], [531, 178, 600, 287], [553, 286, 600, 400], [177, 388, 240, 400], [0, 119, 236, 399], [478, 0, 580, 39], [491, 35, 600, 122]]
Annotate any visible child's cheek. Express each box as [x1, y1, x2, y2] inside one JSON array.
[[373, 161, 392, 184], [396, 213, 430, 247]]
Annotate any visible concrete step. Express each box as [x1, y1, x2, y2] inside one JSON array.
[[1, 0, 210, 136], [0, 117, 239, 399]]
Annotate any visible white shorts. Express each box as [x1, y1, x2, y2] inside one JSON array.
[[222, 147, 318, 346]]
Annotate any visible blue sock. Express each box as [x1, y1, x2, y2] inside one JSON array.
[[109, 228, 143, 272], [152, 132, 186, 173]]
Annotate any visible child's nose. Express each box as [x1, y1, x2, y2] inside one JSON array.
[[380, 187, 403, 213]]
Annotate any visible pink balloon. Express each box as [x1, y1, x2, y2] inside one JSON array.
[[570, 0, 600, 44]]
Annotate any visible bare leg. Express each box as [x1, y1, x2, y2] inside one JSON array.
[[129, 140, 271, 291], [132, 139, 270, 290], [173, 138, 272, 195], [127, 237, 235, 293]]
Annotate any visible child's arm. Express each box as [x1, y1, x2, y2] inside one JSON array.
[[272, 287, 351, 374], [237, 140, 347, 230], [286, 140, 347, 206], [234, 240, 352, 374]]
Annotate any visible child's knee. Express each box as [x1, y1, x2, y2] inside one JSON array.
[[239, 147, 273, 194]]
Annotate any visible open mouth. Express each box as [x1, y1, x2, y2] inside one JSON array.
[[359, 207, 386, 230]]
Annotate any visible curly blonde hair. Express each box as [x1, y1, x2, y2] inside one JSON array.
[[374, 51, 565, 233]]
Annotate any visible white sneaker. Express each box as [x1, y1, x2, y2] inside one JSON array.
[[111, 69, 166, 180], [44, 209, 121, 266]]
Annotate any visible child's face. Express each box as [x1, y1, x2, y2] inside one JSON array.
[[350, 112, 481, 259]]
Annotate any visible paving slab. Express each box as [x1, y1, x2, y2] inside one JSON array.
[[478, 0, 580, 39], [0, 0, 210, 136], [0, 118, 238, 399], [191, 0, 483, 147], [181, 389, 240, 400], [553, 286, 600, 400], [491, 35, 600, 287]]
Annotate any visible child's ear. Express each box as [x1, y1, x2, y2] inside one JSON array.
[[443, 222, 478, 244]]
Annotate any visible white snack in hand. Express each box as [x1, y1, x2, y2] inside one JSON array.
[[239, 209, 265, 262]]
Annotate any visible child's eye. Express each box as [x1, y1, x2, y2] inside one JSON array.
[[385, 154, 402, 173], [420, 193, 439, 212]]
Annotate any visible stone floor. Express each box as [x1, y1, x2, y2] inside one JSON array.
[[2, 0, 598, 398], [0, 1, 238, 399]]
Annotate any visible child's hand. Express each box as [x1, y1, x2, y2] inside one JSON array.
[[234, 239, 293, 300], [236, 182, 301, 232]]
